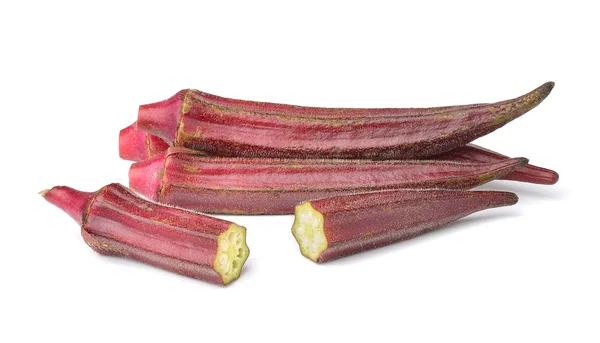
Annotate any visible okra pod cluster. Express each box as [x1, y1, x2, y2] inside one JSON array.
[[44, 81, 558, 283]]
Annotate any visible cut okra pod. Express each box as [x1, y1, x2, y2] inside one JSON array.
[[41, 183, 250, 285], [291, 189, 518, 262]]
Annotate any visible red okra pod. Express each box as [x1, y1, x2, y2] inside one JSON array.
[[291, 189, 518, 262], [41, 183, 250, 285], [119, 125, 558, 185], [431, 143, 559, 185], [128, 147, 528, 215], [136, 82, 553, 159]]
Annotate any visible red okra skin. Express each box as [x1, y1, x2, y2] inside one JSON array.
[[163, 88, 512, 119], [128, 147, 528, 215], [431, 143, 559, 185], [312, 189, 518, 262], [118, 125, 559, 185], [119, 122, 170, 162], [42, 183, 246, 285], [137, 82, 553, 159]]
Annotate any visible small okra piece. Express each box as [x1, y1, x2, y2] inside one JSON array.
[[41, 183, 249, 285]]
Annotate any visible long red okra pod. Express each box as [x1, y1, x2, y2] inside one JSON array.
[[291, 189, 518, 262], [41, 183, 250, 285], [128, 147, 528, 215], [137, 82, 553, 159], [431, 143, 559, 185], [119, 125, 558, 185]]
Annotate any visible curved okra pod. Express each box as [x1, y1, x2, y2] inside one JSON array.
[[291, 189, 518, 262], [136, 82, 553, 159], [128, 147, 528, 215], [41, 183, 250, 285], [431, 144, 559, 185]]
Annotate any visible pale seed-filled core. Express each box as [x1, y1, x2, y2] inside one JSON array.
[[214, 224, 250, 284], [291, 202, 327, 262]]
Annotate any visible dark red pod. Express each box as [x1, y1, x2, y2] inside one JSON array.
[[431, 144, 559, 185], [291, 189, 518, 262], [128, 147, 527, 214], [41, 183, 249, 285], [136, 82, 553, 159]]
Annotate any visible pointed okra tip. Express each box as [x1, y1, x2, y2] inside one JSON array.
[[291, 202, 327, 263], [214, 224, 250, 285], [529, 81, 554, 99], [528, 81, 555, 105]]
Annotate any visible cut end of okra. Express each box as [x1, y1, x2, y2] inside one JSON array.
[[292, 202, 327, 262], [214, 224, 250, 285]]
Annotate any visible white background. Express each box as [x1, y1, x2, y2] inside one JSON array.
[[1, 1, 598, 342]]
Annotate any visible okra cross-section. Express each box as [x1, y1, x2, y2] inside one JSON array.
[[41, 183, 250, 285], [291, 189, 518, 262]]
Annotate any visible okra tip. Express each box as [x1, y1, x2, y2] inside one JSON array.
[[507, 192, 519, 205], [128, 153, 166, 201], [529, 81, 554, 103], [540, 81, 554, 93], [482, 190, 519, 206], [506, 165, 559, 185], [542, 169, 559, 185], [526, 81, 554, 108], [41, 186, 95, 225]]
